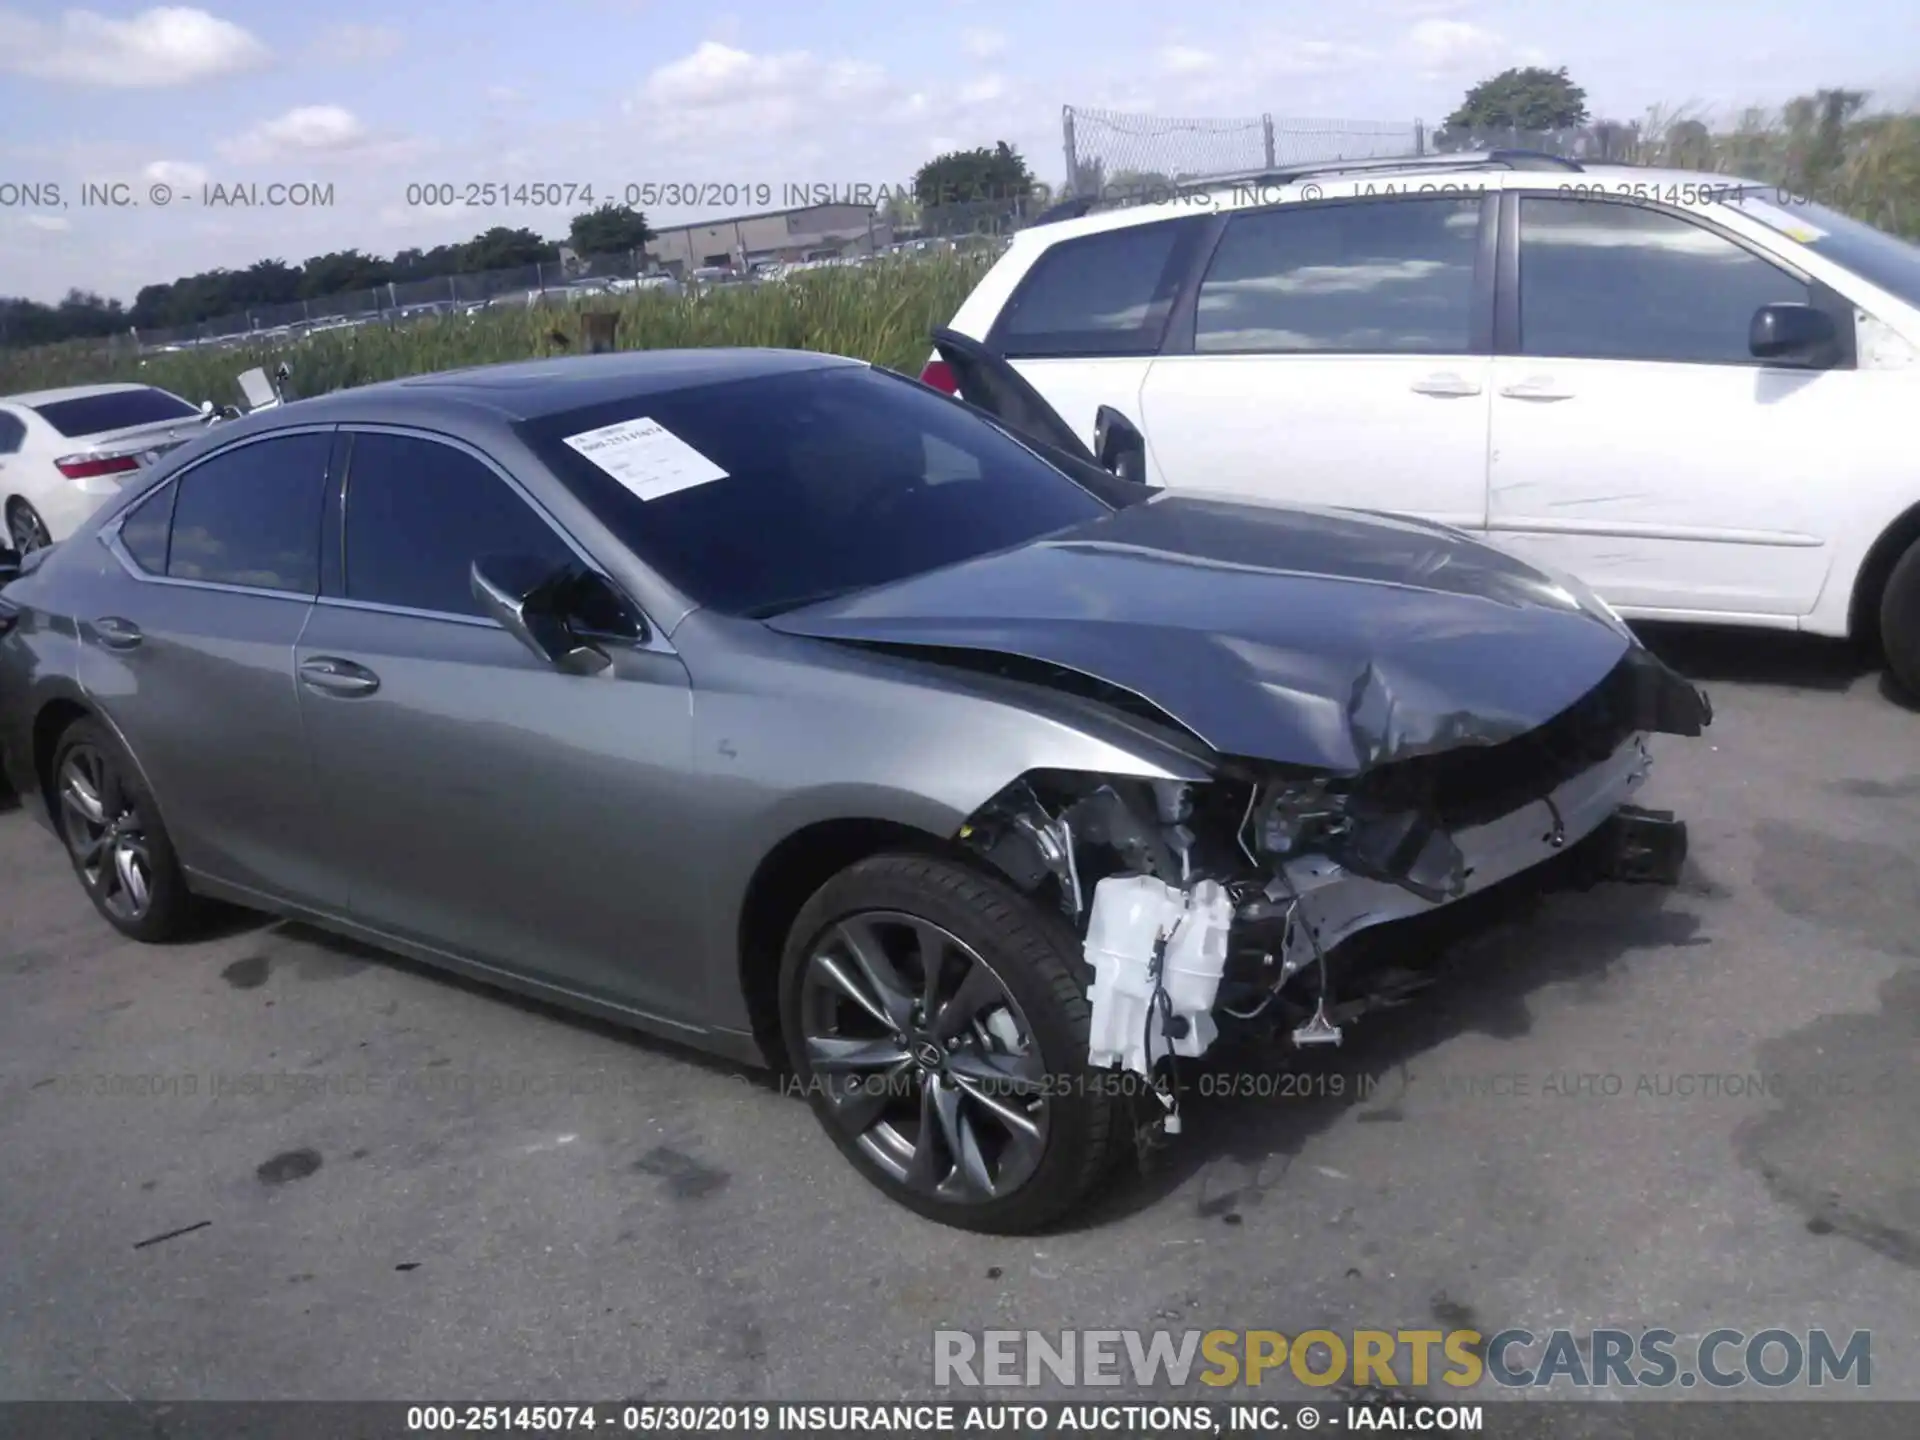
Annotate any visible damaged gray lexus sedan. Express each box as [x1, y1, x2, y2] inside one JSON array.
[[0, 346, 1711, 1232]]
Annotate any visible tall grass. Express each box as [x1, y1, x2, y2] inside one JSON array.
[[1627, 97, 1920, 238], [0, 251, 996, 402]]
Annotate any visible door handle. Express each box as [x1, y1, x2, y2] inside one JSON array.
[[1499, 378, 1574, 401], [1409, 372, 1483, 397], [299, 656, 381, 697], [92, 616, 143, 650]]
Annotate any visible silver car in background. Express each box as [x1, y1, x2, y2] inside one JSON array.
[[0, 348, 1710, 1231]]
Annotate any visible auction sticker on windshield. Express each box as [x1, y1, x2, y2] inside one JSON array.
[[562, 417, 728, 501]]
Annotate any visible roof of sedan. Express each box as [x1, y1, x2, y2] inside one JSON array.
[[0, 381, 154, 405], [323, 347, 862, 421]]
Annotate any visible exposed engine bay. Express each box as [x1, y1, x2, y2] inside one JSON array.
[[955, 649, 1710, 1144]]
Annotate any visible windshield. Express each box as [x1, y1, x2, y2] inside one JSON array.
[[1727, 194, 1920, 309], [521, 363, 1113, 616], [31, 387, 198, 438]]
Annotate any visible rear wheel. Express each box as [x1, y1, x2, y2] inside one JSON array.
[[50, 719, 196, 942], [778, 853, 1118, 1233], [7, 499, 51, 554], [1881, 539, 1920, 702]]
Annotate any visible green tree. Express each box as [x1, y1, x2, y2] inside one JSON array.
[[458, 226, 561, 272], [389, 244, 465, 282], [914, 141, 1035, 232], [568, 203, 652, 255], [298, 249, 390, 298], [1444, 66, 1589, 136], [876, 188, 922, 234]]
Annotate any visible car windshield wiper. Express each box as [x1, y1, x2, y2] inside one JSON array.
[[741, 585, 868, 619]]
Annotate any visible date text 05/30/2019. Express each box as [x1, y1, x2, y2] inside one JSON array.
[[402, 182, 920, 211]]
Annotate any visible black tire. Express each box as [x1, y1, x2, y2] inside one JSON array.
[[49, 718, 197, 942], [7, 499, 52, 554], [1881, 540, 1920, 702], [778, 852, 1118, 1233]]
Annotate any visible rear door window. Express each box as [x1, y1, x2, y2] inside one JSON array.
[[166, 433, 330, 593], [31, 388, 198, 438], [990, 217, 1203, 357], [1194, 196, 1484, 354]]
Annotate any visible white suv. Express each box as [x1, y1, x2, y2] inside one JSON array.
[[925, 152, 1920, 694]]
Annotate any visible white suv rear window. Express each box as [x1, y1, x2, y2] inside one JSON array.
[[991, 217, 1201, 358]]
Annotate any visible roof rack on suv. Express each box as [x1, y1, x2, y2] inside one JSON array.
[[1032, 148, 1584, 226]]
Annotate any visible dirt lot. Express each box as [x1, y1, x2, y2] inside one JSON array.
[[1, 627, 1916, 1412]]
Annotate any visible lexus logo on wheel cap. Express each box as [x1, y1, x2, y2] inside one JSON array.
[[913, 1039, 944, 1069]]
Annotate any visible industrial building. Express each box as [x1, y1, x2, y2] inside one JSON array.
[[645, 202, 891, 276]]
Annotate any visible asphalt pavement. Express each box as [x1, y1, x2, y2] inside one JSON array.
[[1, 626, 1916, 1410]]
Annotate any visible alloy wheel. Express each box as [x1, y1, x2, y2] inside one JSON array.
[[799, 911, 1050, 1203], [56, 743, 154, 923], [8, 503, 51, 554]]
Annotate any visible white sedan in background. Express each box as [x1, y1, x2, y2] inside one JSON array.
[[0, 383, 214, 553]]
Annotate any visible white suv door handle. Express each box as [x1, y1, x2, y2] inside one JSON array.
[[1409, 372, 1483, 398], [1499, 378, 1574, 401]]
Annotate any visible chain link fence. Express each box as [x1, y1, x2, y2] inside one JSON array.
[[126, 247, 659, 353], [1059, 106, 1663, 201], [1060, 106, 1424, 197]]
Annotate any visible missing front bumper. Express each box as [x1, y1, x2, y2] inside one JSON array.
[[1586, 804, 1689, 886]]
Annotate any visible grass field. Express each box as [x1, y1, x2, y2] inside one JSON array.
[[0, 252, 998, 402]]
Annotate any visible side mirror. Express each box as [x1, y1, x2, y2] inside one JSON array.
[[1093, 405, 1149, 484], [471, 555, 617, 676], [198, 399, 216, 422], [1750, 302, 1837, 362]]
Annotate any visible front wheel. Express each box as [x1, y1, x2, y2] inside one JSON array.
[[1881, 539, 1920, 702], [778, 853, 1119, 1233]]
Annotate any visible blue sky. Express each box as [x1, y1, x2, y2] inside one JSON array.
[[1, 0, 1916, 302]]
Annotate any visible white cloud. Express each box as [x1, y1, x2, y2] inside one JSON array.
[[961, 27, 1006, 61], [0, 6, 269, 87], [959, 74, 1006, 105], [486, 84, 521, 104], [309, 22, 402, 64], [26, 213, 73, 232], [220, 105, 367, 162], [217, 104, 425, 166], [1160, 45, 1219, 76], [1253, 37, 1376, 76], [641, 41, 889, 111], [1378, 0, 1475, 16], [1401, 18, 1540, 75], [616, 40, 1057, 211], [144, 158, 209, 188]]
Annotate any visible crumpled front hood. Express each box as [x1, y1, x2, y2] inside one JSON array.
[[767, 493, 1705, 773]]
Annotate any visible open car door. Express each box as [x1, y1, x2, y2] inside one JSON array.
[[928, 328, 1156, 507]]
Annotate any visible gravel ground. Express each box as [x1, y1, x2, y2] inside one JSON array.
[[1, 626, 1915, 1416]]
